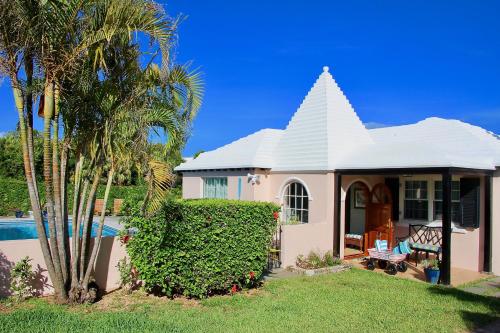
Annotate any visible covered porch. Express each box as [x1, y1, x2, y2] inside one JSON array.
[[334, 167, 494, 285], [347, 257, 490, 286]]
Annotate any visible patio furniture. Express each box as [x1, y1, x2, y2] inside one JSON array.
[[407, 224, 442, 265], [366, 246, 408, 275], [113, 199, 123, 215], [345, 233, 363, 250], [94, 199, 104, 215]]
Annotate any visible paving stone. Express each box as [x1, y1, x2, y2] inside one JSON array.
[[472, 319, 500, 332], [462, 286, 489, 295], [262, 268, 300, 280], [478, 280, 500, 289]]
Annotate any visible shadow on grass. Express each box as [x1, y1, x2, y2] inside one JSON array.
[[428, 285, 500, 331]]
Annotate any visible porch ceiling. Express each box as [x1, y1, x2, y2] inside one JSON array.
[[335, 167, 494, 176]]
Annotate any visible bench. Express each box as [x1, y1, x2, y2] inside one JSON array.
[[345, 233, 364, 250], [407, 224, 442, 265]]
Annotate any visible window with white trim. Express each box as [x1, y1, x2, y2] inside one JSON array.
[[434, 181, 461, 222], [404, 181, 428, 220], [203, 177, 228, 199], [283, 182, 309, 224]]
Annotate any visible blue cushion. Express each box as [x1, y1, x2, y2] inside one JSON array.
[[375, 240, 388, 252], [399, 240, 412, 254], [409, 242, 441, 253], [392, 246, 402, 254]]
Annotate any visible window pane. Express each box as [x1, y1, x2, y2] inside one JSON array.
[[404, 199, 428, 220], [203, 178, 228, 199], [435, 181, 459, 202], [283, 182, 309, 224]]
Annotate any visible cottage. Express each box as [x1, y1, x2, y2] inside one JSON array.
[[175, 67, 500, 284]]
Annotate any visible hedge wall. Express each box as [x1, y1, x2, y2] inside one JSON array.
[[125, 199, 280, 298], [0, 177, 147, 216]]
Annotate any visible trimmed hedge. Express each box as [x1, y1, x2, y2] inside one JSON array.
[[0, 177, 147, 216], [125, 199, 280, 298], [0, 178, 32, 215]]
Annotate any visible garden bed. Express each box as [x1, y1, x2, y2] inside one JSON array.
[[291, 263, 351, 276]]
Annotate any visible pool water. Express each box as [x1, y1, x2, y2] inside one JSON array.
[[0, 220, 118, 241]]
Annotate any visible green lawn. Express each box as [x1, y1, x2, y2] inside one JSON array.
[[1, 269, 499, 333]]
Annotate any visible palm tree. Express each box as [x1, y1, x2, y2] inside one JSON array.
[[0, 0, 202, 303]]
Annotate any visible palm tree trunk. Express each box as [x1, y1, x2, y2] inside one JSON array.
[[83, 168, 114, 291], [11, 80, 59, 297], [52, 83, 68, 286], [79, 169, 101, 282], [60, 139, 71, 282], [70, 157, 87, 291], [42, 80, 66, 300], [24, 54, 39, 202]]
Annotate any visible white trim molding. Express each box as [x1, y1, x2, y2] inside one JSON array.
[[275, 177, 314, 201]]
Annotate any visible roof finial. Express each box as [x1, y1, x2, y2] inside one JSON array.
[[323, 66, 329, 73]]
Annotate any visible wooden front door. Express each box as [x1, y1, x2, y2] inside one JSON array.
[[364, 183, 393, 254]]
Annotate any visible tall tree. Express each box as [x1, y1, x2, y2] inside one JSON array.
[[0, 0, 202, 303]]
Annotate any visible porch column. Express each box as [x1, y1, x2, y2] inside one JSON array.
[[484, 175, 492, 272], [334, 173, 342, 257], [441, 171, 452, 285]]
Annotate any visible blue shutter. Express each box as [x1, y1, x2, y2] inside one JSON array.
[[460, 178, 480, 228]]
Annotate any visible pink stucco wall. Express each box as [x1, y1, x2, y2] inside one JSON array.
[[0, 236, 127, 298], [182, 170, 256, 200], [268, 173, 336, 266], [182, 170, 499, 274], [182, 171, 337, 267], [492, 170, 500, 275]]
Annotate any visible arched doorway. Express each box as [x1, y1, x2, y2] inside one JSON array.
[[365, 183, 393, 254], [344, 181, 370, 258], [344, 182, 393, 258]]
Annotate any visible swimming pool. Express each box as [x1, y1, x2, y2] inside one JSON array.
[[0, 220, 118, 241]]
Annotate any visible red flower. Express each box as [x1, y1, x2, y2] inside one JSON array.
[[231, 284, 238, 294], [249, 271, 255, 279], [273, 211, 279, 220], [120, 234, 130, 244]]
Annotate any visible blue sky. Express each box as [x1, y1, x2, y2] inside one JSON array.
[[1, 1, 499, 156]]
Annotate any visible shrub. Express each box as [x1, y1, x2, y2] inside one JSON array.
[[116, 257, 137, 293], [125, 199, 279, 298], [10, 256, 35, 301], [0, 177, 147, 216], [0, 178, 33, 215], [296, 251, 342, 269]]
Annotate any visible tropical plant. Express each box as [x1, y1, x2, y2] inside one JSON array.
[[296, 251, 342, 269], [422, 259, 440, 270], [116, 257, 136, 294], [10, 256, 35, 301], [0, 0, 202, 303]]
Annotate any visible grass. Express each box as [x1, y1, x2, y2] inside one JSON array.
[[1, 269, 499, 333]]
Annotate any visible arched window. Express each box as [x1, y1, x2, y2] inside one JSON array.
[[283, 182, 309, 224]]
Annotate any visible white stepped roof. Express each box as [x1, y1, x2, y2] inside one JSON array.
[[336, 117, 500, 170], [175, 129, 283, 171], [272, 66, 373, 171], [176, 68, 500, 173]]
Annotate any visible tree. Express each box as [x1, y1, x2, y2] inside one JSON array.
[[0, 0, 202, 303]]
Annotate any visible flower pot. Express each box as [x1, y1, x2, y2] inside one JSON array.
[[424, 268, 440, 284], [15, 211, 24, 218]]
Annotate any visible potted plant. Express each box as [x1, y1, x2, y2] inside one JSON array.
[[14, 209, 24, 218], [422, 258, 440, 284]]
